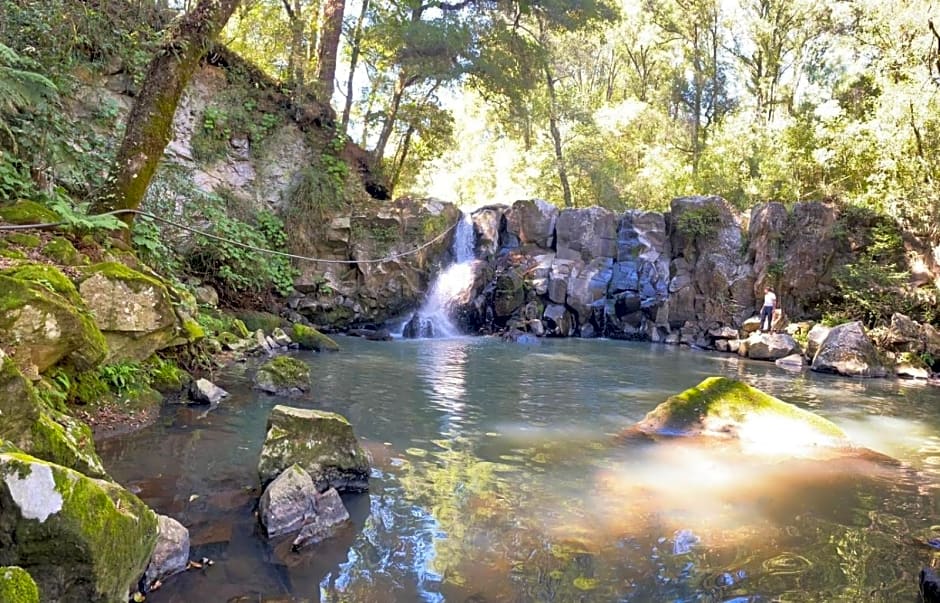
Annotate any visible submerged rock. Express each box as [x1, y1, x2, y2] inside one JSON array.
[[0, 451, 158, 602], [630, 376, 851, 454], [258, 405, 370, 491]]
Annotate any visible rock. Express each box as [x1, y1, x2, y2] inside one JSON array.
[[0, 200, 59, 225], [0, 566, 39, 603], [0, 272, 107, 373], [895, 352, 930, 379], [741, 317, 762, 334], [493, 268, 525, 318], [884, 313, 924, 353], [775, 353, 805, 371], [291, 323, 340, 351], [811, 321, 886, 378], [258, 405, 370, 491], [189, 378, 229, 404], [746, 332, 800, 361], [0, 452, 158, 602], [543, 304, 574, 337], [259, 464, 317, 537], [346, 327, 392, 341], [631, 376, 852, 453], [76, 262, 180, 362], [505, 199, 557, 249], [566, 258, 613, 326], [805, 323, 831, 359], [193, 285, 219, 307], [471, 205, 505, 258], [143, 515, 190, 590], [708, 326, 738, 339], [253, 356, 310, 396], [402, 313, 435, 338], [555, 206, 618, 261], [271, 327, 293, 347], [921, 567, 940, 603], [0, 357, 107, 479], [291, 487, 350, 550]]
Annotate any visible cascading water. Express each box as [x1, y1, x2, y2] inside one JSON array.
[[402, 212, 476, 338]]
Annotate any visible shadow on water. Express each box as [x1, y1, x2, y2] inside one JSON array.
[[97, 337, 940, 602]]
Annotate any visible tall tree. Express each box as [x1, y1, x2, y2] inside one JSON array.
[[315, 0, 345, 103], [93, 0, 241, 225]]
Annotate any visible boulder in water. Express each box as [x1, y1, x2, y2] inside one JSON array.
[[811, 321, 886, 377], [402, 313, 434, 338], [630, 376, 852, 455], [258, 405, 370, 491], [253, 356, 310, 396]]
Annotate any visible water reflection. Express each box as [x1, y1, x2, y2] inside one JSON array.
[[97, 337, 940, 602]]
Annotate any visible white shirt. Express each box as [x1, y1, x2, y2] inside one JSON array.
[[763, 291, 777, 307]]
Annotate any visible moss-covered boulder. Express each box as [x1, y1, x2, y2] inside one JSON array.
[[0, 451, 158, 602], [633, 377, 851, 454], [42, 237, 88, 266], [76, 262, 180, 362], [253, 356, 310, 396], [0, 200, 59, 225], [0, 355, 107, 479], [236, 310, 286, 334], [258, 405, 370, 492], [291, 323, 340, 352], [0, 566, 40, 603], [0, 272, 107, 373]]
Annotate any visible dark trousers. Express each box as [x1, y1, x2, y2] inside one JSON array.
[[760, 305, 774, 331]]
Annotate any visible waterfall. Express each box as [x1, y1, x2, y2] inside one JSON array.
[[402, 212, 476, 338]]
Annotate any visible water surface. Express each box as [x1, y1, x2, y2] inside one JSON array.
[[98, 337, 940, 602]]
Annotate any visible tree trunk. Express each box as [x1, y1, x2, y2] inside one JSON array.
[[373, 71, 409, 161], [544, 63, 573, 208], [93, 0, 241, 225], [315, 0, 345, 104], [341, 0, 369, 131]]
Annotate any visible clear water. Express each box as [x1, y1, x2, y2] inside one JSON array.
[[98, 337, 940, 602]]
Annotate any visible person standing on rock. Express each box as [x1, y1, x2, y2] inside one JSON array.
[[760, 286, 777, 333]]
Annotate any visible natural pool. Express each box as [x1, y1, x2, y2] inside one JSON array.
[[98, 336, 940, 602]]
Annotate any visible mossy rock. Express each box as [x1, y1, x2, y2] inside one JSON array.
[[258, 405, 370, 491], [0, 200, 59, 225], [0, 248, 27, 259], [2, 263, 84, 307], [231, 318, 251, 338], [76, 262, 179, 362], [634, 376, 850, 448], [145, 358, 191, 394], [6, 232, 42, 248], [0, 356, 107, 479], [42, 237, 88, 266], [0, 274, 108, 373], [0, 451, 158, 602], [292, 323, 340, 352], [235, 310, 286, 334], [0, 566, 40, 603], [253, 356, 310, 395]]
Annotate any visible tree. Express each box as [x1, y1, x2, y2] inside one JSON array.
[[92, 0, 242, 225], [315, 0, 345, 103]]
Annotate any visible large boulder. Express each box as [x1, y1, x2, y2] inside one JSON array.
[[566, 258, 613, 326], [291, 323, 340, 352], [76, 262, 180, 362], [258, 405, 370, 491], [493, 267, 526, 318], [811, 321, 887, 378], [632, 376, 852, 453], [0, 451, 158, 602], [470, 205, 506, 259], [258, 463, 317, 537], [0, 272, 107, 374], [805, 323, 831, 359], [745, 332, 800, 361], [0, 355, 107, 479], [505, 199, 557, 250]]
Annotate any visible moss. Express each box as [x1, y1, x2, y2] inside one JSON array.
[[0, 453, 158, 601], [292, 323, 340, 352], [236, 310, 286, 334], [42, 237, 88, 266], [6, 232, 42, 248], [231, 318, 250, 338], [145, 358, 189, 393], [0, 248, 27, 259], [573, 577, 598, 591], [29, 409, 107, 480], [639, 376, 848, 440], [182, 319, 205, 341], [257, 355, 310, 388], [0, 200, 59, 225], [76, 261, 166, 292], [1, 263, 83, 307], [217, 331, 240, 346], [0, 566, 40, 603]]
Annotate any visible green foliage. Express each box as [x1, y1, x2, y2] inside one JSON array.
[[675, 204, 721, 239], [192, 92, 282, 163]]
